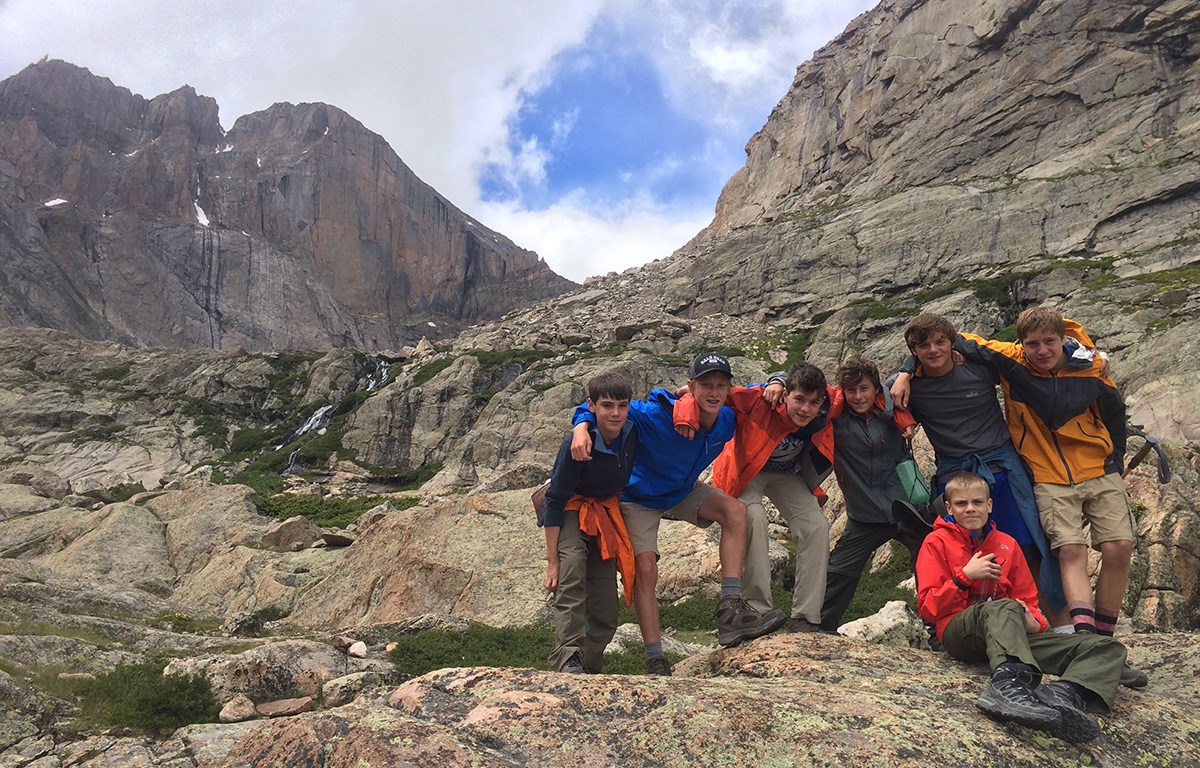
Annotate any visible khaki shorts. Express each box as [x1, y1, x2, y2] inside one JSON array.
[[1035, 473, 1134, 550], [620, 482, 718, 555]]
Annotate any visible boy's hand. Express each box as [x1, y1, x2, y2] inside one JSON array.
[[1099, 352, 1112, 379], [962, 551, 1003, 581], [544, 559, 559, 592], [1015, 599, 1042, 634], [763, 382, 785, 407], [900, 424, 915, 439], [675, 424, 696, 440], [570, 422, 593, 461], [890, 372, 912, 409], [952, 349, 965, 366]]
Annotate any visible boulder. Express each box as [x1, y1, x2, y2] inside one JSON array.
[[163, 639, 391, 703], [218, 694, 257, 723], [255, 696, 314, 719], [322, 670, 398, 708], [287, 488, 725, 630], [0, 484, 58, 521], [837, 600, 931, 649], [0, 466, 70, 499], [33, 503, 174, 590], [141, 484, 269, 576], [261, 515, 323, 550]]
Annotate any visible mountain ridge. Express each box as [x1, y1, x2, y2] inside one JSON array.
[[0, 59, 574, 352]]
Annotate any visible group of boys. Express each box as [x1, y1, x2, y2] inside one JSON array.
[[537, 305, 1140, 742]]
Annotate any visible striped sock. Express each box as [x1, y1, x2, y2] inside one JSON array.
[[1069, 601, 1097, 633], [1095, 607, 1119, 636]]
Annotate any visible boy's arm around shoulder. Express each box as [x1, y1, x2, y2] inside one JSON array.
[[672, 385, 766, 433]]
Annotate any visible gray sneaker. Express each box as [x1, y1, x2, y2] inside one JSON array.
[[1034, 680, 1101, 743], [646, 656, 673, 676], [975, 663, 1062, 732], [715, 596, 787, 647], [562, 652, 585, 675]]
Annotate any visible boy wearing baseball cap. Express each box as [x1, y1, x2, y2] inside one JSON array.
[[569, 351, 785, 674]]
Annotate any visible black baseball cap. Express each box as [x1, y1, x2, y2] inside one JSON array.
[[689, 351, 733, 380]]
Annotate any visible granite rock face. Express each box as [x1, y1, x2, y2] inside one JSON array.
[[0, 60, 574, 352], [205, 633, 1200, 768], [675, 0, 1200, 316]]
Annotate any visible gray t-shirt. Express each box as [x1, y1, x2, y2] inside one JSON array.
[[896, 360, 1011, 459]]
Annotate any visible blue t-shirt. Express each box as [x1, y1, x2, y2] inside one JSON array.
[[573, 388, 735, 509]]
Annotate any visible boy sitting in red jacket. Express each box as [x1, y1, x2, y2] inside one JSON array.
[[916, 472, 1126, 743]]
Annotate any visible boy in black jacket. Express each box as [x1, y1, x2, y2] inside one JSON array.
[[541, 372, 638, 674]]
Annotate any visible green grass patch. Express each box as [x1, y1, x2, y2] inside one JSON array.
[[75, 658, 218, 736], [387, 623, 681, 678], [469, 348, 561, 369], [354, 462, 444, 489], [0, 618, 124, 647], [215, 468, 285, 497], [389, 624, 555, 679], [148, 612, 220, 634], [841, 541, 918, 623], [94, 362, 132, 381], [334, 389, 372, 415], [993, 323, 1018, 342], [617, 595, 719, 632], [228, 427, 285, 455], [255, 493, 417, 527], [411, 357, 456, 387]]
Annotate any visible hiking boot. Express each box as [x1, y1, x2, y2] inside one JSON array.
[[923, 621, 944, 652], [561, 652, 585, 675], [975, 663, 1062, 732], [786, 617, 822, 634], [715, 597, 787, 647], [1034, 681, 1101, 743], [1119, 663, 1148, 689], [646, 656, 673, 676]]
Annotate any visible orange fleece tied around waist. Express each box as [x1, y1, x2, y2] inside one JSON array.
[[566, 492, 635, 607]]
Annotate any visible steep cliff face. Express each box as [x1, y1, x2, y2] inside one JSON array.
[[662, 0, 1199, 319], [0, 60, 573, 351]]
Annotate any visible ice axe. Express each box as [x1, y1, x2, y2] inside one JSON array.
[[1123, 435, 1171, 484]]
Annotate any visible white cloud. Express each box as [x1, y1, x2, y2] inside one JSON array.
[[0, 0, 880, 281], [481, 196, 710, 283]]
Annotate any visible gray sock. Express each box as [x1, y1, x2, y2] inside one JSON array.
[[644, 641, 664, 659], [721, 577, 741, 599]]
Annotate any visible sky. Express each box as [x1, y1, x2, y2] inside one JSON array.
[[0, 0, 878, 282]]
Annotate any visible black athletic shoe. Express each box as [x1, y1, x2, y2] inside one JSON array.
[[1119, 663, 1148, 689], [1034, 681, 1102, 743], [646, 656, 673, 676], [786, 617, 823, 634], [975, 663, 1062, 732], [715, 597, 787, 647]]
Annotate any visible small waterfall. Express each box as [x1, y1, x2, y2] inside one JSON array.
[[366, 358, 391, 391], [295, 404, 334, 438], [272, 404, 334, 451], [282, 448, 302, 475]]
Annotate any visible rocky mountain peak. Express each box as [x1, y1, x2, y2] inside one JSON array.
[[0, 60, 573, 351]]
